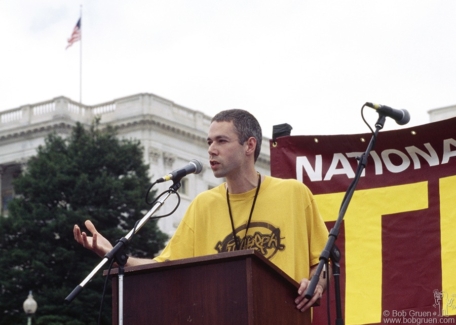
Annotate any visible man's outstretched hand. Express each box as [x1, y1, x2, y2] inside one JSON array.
[[73, 220, 113, 258]]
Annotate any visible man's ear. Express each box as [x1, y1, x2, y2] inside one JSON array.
[[245, 137, 257, 157]]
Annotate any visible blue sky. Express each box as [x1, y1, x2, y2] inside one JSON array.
[[1, 1, 456, 137]]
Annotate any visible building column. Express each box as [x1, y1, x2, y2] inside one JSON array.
[[0, 166, 3, 214]]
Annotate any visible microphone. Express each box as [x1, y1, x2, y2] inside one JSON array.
[[365, 102, 410, 125], [155, 159, 203, 183]]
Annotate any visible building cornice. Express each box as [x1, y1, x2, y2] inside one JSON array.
[[0, 93, 271, 166]]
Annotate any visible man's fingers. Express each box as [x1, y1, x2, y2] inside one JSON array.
[[295, 281, 323, 312], [84, 220, 97, 235], [73, 225, 87, 246], [92, 232, 98, 249], [297, 278, 310, 295], [296, 293, 319, 312], [295, 295, 309, 311], [80, 232, 87, 246], [298, 297, 315, 312], [73, 225, 80, 242]]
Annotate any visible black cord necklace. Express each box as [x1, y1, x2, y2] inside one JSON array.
[[226, 173, 261, 250]]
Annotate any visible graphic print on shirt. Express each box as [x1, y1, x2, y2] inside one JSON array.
[[214, 221, 285, 259]]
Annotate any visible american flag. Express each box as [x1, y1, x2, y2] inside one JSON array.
[[66, 18, 81, 49]]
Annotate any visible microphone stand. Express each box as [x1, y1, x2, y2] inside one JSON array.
[[330, 245, 343, 325], [304, 114, 387, 325], [65, 181, 182, 325]]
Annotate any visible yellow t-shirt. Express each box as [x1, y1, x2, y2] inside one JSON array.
[[154, 176, 328, 282]]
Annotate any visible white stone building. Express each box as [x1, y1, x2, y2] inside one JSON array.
[[0, 93, 271, 237], [428, 104, 456, 122]]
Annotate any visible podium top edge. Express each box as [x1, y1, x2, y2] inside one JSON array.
[[104, 249, 299, 288]]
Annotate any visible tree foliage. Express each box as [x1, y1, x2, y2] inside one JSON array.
[[0, 121, 168, 324]]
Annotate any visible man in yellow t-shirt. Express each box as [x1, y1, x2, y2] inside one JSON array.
[[74, 108, 329, 312], [154, 175, 327, 285]]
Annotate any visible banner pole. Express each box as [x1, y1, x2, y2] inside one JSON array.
[[79, 4, 82, 104]]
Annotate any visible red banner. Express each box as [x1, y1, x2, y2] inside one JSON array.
[[270, 117, 456, 325]]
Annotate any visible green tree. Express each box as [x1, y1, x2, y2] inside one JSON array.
[[0, 121, 168, 325]]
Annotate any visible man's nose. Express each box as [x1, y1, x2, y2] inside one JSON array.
[[208, 143, 217, 156]]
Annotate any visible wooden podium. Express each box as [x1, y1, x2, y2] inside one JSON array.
[[110, 250, 311, 325]]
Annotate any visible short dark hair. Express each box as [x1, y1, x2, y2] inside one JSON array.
[[211, 109, 262, 162]]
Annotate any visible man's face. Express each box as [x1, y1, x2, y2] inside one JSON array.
[[207, 121, 247, 178]]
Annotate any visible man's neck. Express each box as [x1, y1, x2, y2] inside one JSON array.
[[226, 171, 262, 194]]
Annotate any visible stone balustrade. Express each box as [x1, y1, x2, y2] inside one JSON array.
[[0, 93, 213, 135]]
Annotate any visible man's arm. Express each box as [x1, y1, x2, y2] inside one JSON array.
[[73, 220, 156, 267], [124, 256, 157, 267]]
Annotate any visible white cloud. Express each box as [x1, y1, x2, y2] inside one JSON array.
[[1, 0, 456, 137]]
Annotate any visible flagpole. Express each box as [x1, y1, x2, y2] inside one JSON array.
[[79, 4, 82, 104]]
